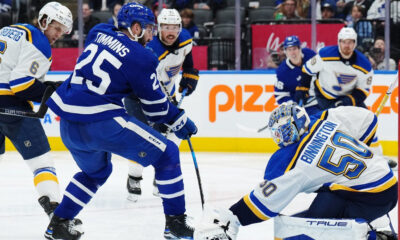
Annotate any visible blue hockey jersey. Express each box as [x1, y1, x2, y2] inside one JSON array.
[[274, 48, 316, 104], [47, 23, 180, 123]]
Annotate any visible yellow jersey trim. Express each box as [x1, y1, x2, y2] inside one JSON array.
[[179, 39, 192, 47], [329, 176, 397, 193], [322, 57, 340, 61], [11, 25, 32, 43], [352, 64, 369, 74], [11, 78, 35, 93], [285, 118, 324, 173], [158, 50, 169, 61], [315, 79, 335, 100], [243, 194, 269, 221]]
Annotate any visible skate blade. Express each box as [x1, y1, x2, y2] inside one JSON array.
[[127, 193, 140, 202], [164, 230, 193, 239]]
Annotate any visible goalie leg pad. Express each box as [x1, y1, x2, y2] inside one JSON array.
[[274, 216, 369, 240]]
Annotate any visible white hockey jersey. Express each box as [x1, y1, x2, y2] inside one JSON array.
[[0, 24, 51, 95], [146, 29, 193, 96], [242, 107, 395, 220], [302, 46, 372, 103]]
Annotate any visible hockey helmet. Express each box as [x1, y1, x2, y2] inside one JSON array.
[[268, 103, 310, 148], [157, 8, 182, 33], [117, 2, 155, 40], [38, 2, 73, 34], [337, 27, 357, 46], [283, 35, 301, 49]]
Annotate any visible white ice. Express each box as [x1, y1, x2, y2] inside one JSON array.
[[0, 151, 397, 240]]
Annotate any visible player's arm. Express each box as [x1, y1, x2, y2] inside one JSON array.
[[179, 51, 199, 96], [294, 55, 322, 104], [130, 55, 197, 139], [274, 68, 294, 104], [9, 49, 56, 102]]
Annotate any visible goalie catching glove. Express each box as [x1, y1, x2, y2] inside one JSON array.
[[166, 109, 197, 139], [179, 68, 199, 96], [194, 208, 240, 240]]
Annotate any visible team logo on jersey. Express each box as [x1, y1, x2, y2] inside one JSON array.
[[334, 72, 357, 88], [138, 151, 147, 158], [24, 140, 31, 147], [166, 64, 182, 79]]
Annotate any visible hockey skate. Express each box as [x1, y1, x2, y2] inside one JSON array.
[[39, 196, 59, 219], [44, 214, 84, 240], [164, 214, 194, 239], [127, 175, 142, 202]]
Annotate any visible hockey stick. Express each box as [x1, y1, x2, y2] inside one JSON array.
[[160, 81, 205, 209], [375, 75, 398, 117], [0, 86, 55, 119]]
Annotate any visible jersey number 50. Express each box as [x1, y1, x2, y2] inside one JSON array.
[[317, 131, 372, 179], [70, 43, 122, 95]]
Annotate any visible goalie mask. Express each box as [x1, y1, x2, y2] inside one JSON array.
[[268, 103, 310, 148], [38, 2, 73, 34]]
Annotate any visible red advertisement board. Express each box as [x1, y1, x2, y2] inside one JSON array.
[[252, 24, 344, 69], [52, 46, 208, 71]]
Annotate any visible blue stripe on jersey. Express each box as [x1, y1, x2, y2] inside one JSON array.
[[348, 171, 394, 190], [9, 76, 35, 87], [359, 115, 378, 143], [249, 191, 278, 217]]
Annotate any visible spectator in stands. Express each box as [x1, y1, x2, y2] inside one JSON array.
[[366, 37, 397, 70], [170, 0, 194, 11], [347, 5, 373, 52], [0, 0, 11, 13], [193, 0, 227, 17], [152, 2, 167, 23], [180, 8, 199, 38], [274, 0, 302, 20], [266, 44, 286, 68], [68, 3, 100, 44], [339, 0, 372, 20], [107, 2, 122, 27], [321, 2, 336, 19]]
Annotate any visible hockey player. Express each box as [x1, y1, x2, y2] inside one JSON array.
[[125, 8, 199, 201], [0, 1, 72, 218], [194, 103, 397, 240], [44, 3, 197, 240], [294, 27, 372, 110], [274, 35, 318, 115]]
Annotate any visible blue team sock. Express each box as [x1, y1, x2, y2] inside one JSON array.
[[54, 172, 100, 219], [153, 141, 186, 216]]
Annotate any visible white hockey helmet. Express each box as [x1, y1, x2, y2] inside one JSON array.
[[337, 27, 357, 47], [268, 103, 310, 148], [38, 2, 73, 34], [157, 8, 182, 36]]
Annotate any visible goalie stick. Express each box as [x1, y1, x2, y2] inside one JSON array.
[[160, 81, 205, 209], [375, 75, 398, 117], [0, 86, 55, 119]]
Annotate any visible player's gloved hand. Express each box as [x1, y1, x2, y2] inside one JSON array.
[[44, 81, 64, 91], [179, 68, 199, 96], [335, 96, 353, 107], [166, 109, 197, 139], [294, 87, 309, 105]]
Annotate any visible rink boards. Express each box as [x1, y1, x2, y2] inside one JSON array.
[[5, 70, 399, 155]]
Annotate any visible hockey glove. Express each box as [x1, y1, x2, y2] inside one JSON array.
[[294, 86, 309, 105], [335, 95, 354, 107], [179, 68, 199, 96], [44, 81, 64, 91], [166, 109, 197, 139]]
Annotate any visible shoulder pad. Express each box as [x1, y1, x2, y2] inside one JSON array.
[[11, 24, 51, 60]]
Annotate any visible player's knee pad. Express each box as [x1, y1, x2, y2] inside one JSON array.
[[153, 140, 180, 174]]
